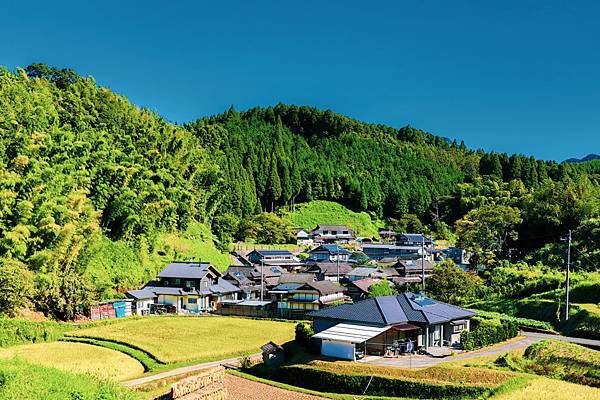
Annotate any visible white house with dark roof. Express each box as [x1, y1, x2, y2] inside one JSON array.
[[308, 244, 352, 263], [310, 224, 355, 243], [126, 261, 241, 313], [309, 293, 475, 360]]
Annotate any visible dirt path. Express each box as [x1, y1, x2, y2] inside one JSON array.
[[225, 374, 328, 400]]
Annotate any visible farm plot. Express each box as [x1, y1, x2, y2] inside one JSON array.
[[69, 316, 296, 363], [0, 341, 144, 381]]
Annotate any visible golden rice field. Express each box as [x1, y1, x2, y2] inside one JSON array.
[[491, 376, 600, 400], [69, 316, 296, 363], [0, 341, 144, 381]]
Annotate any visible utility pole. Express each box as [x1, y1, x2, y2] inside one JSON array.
[[260, 259, 264, 302], [336, 245, 340, 283], [565, 230, 571, 321], [421, 236, 425, 293]]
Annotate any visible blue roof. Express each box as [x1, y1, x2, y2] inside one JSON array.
[[309, 292, 475, 326], [399, 234, 431, 243], [156, 262, 213, 279], [271, 283, 304, 292]]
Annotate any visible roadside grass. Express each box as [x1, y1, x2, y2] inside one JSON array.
[[68, 315, 296, 364], [0, 341, 144, 381], [280, 200, 383, 238], [0, 358, 137, 400], [493, 339, 600, 387]]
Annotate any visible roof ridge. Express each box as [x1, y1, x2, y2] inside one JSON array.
[[373, 297, 389, 324]]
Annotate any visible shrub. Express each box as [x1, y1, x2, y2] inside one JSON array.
[[294, 322, 314, 346], [469, 309, 553, 331], [460, 317, 518, 351], [0, 318, 72, 347]]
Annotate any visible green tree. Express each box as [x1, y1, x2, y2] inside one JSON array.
[[426, 260, 482, 305], [0, 259, 35, 316], [456, 204, 522, 266], [368, 279, 397, 297]]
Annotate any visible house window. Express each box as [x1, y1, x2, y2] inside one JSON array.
[[188, 298, 197, 304], [185, 280, 194, 288], [453, 324, 466, 333], [174, 278, 181, 286]]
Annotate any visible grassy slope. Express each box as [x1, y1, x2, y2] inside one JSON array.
[[83, 222, 233, 299], [0, 341, 144, 381], [0, 358, 137, 400], [0, 318, 74, 348], [281, 200, 383, 238], [69, 316, 296, 364]]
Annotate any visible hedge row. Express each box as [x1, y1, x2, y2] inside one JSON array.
[[460, 317, 518, 351], [469, 309, 553, 331], [0, 318, 72, 347], [276, 365, 490, 399]]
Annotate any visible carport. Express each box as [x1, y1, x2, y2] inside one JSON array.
[[313, 323, 389, 360]]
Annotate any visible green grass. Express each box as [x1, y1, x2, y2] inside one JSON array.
[[468, 309, 555, 331], [157, 222, 232, 271], [280, 200, 383, 238], [0, 341, 144, 381], [68, 315, 296, 364], [0, 358, 137, 400], [490, 376, 600, 400], [0, 318, 74, 348]]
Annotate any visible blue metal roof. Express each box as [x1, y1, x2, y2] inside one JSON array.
[[271, 283, 304, 292], [254, 249, 293, 256], [310, 292, 475, 326], [311, 244, 352, 255], [156, 262, 213, 279]]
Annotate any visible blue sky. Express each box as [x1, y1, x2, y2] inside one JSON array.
[[1, 1, 598, 161]]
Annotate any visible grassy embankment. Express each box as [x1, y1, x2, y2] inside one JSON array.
[[0, 358, 137, 400], [280, 200, 383, 238]]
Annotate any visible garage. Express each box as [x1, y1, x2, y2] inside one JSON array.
[[313, 323, 389, 360]]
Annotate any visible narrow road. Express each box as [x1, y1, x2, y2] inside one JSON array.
[[123, 354, 259, 387], [522, 331, 600, 348], [365, 336, 541, 368], [225, 374, 327, 400]]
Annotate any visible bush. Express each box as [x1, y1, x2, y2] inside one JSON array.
[[460, 317, 518, 351], [0, 318, 72, 347], [294, 322, 314, 346], [469, 309, 553, 331]]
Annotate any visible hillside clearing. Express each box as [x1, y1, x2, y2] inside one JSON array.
[[69, 316, 296, 364], [490, 376, 600, 400], [0, 341, 144, 381], [280, 200, 383, 238]]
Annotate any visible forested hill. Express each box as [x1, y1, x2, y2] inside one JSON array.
[[187, 104, 593, 222], [0, 65, 598, 319]]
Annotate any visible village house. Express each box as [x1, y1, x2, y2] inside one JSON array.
[[269, 280, 348, 318], [310, 293, 475, 361], [347, 266, 388, 281], [247, 249, 304, 271], [303, 262, 353, 282], [308, 244, 352, 263], [394, 259, 436, 282], [126, 289, 155, 316], [345, 278, 379, 302], [293, 228, 313, 246], [396, 233, 433, 247], [310, 224, 355, 243], [130, 261, 241, 313], [362, 243, 431, 261]]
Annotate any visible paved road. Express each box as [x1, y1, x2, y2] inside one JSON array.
[[522, 331, 600, 348], [123, 354, 259, 387], [365, 332, 600, 368]]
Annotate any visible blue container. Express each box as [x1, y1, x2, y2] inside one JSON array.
[[113, 301, 127, 318]]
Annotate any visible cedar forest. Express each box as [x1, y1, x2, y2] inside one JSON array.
[[0, 64, 599, 320]]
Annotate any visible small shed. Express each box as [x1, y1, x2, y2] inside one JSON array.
[[260, 341, 285, 366]]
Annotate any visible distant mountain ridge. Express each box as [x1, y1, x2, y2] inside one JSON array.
[[565, 154, 600, 163]]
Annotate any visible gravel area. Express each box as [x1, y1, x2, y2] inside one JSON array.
[[225, 374, 328, 400]]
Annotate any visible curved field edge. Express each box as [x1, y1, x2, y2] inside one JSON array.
[[67, 316, 296, 364], [0, 358, 137, 400]]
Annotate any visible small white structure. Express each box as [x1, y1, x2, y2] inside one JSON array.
[[295, 229, 313, 246], [313, 323, 389, 361]]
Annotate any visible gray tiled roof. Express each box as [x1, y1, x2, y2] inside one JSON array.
[[310, 244, 352, 255], [125, 289, 156, 300], [156, 262, 213, 279], [309, 292, 475, 326], [210, 278, 241, 294]]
